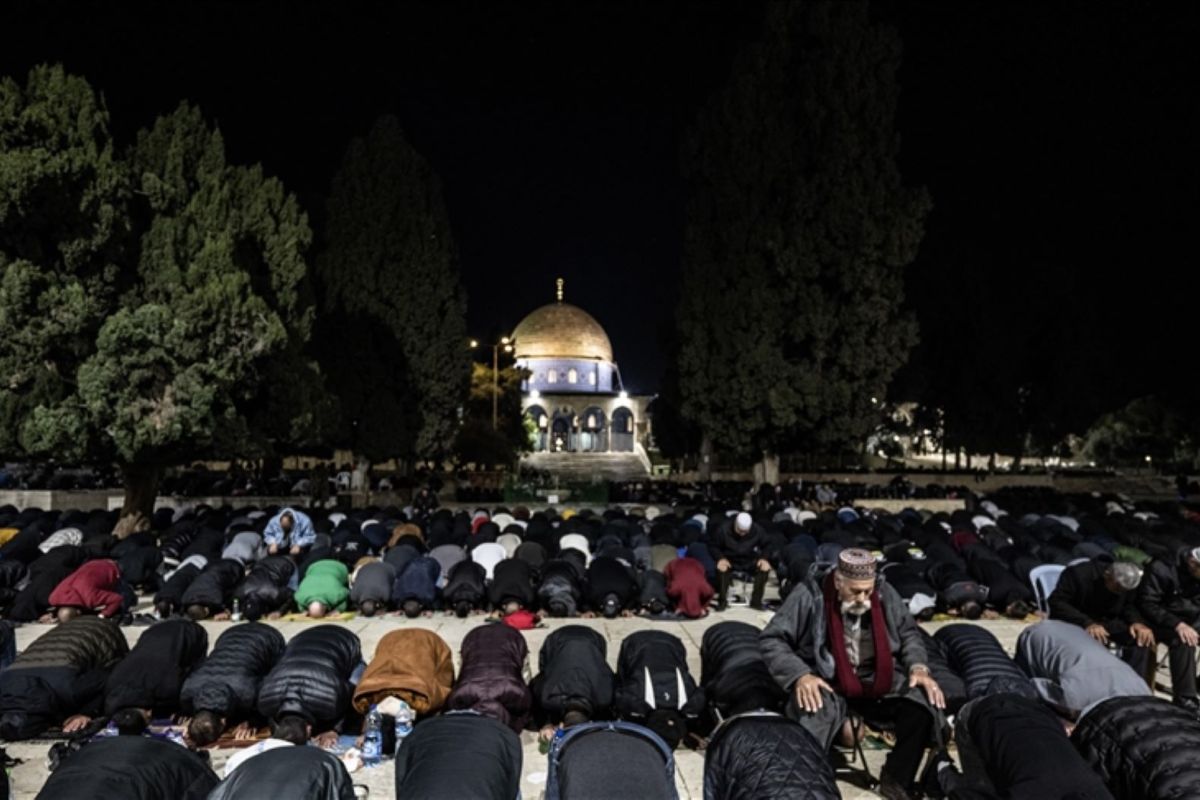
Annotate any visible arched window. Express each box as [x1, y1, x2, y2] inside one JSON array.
[[568, 368, 578, 384], [587, 414, 596, 428], [588, 372, 597, 386], [547, 369, 557, 384], [538, 414, 547, 429]]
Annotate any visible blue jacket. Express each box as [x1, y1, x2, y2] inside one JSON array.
[[263, 509, 315, 549]]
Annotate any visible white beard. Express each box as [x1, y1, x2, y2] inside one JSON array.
[[842, 600, 871, 616]]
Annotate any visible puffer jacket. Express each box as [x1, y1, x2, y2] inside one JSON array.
[[0, 616, 129, 739], [547, 721, 676, 800], [532, 625, 615, 723], [206, 743, 353, 800], [1072, 695, 1200, 800], [935, 623, 1034, 702], [352, 628, 454, 715], [153, 555, 207, 613], [257, 625, 362, 730], [700, 622, 785, 717], [394, 712, 522, 800], [614, 631, 705, 721], [232, 556, 295, 618], [180, 622, 286, 716], [104, 619, 208, 715], [445, 624, 532, 731], [34, 735, 217, 800], [180, 558, 244, 610], [703, 712, 838, 800], [917, 629, 968, 715]]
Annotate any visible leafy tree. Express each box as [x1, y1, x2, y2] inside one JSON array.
[[1082, 396, 1192, 469], [0, 66, 319, 526], [453, 362, 529, 468], [315, 114, 468, 464], [676, 1, 928, 477]]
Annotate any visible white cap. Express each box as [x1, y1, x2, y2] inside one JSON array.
[[735, 512, 753, 532]]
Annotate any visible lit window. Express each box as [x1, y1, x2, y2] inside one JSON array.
[[588, 372, 596, 386], [587, 414, 596, 428], [547, 369, 557, 384], [568, 368, 578, 384], [538, 414, 547, 429]]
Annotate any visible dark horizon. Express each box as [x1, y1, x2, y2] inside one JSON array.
[[4, 0, 1198, 405]]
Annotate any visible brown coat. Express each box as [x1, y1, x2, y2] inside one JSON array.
[[387, 523, 424, 550], [352, 629, 454, 715]]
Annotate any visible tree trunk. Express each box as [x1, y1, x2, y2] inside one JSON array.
[[115, 463, 162, 539], [698, 433, 713, 482], [755, 451, 780, 486]]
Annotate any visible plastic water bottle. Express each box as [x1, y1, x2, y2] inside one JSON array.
[[362, 705, 382, 766], [394, 700, 414, 755], [231, 598, 242, 622]]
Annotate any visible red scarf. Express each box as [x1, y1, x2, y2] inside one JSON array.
[[823, 573, 894, 699]]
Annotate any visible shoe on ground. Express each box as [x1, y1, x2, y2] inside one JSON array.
[[878, 771, 915, 800]]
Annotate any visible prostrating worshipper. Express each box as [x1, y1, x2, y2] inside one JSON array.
[[444, 624, 532, 732], [760, 547, 944, 800], [34, 735, 218, 800], [293, 559, 350, 618], [181, 622, 287, 747], [613, 630, 705, 750], [256, 625, 362, 739]]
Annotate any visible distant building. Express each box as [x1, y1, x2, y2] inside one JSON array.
[[513, 279, 652, 460]]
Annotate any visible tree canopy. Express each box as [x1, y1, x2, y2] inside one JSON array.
[[675, 1, 928, 468], [0, 65, 320, 520], [315, 114, 469, 463]]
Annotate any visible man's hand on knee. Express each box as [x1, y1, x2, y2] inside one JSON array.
[[795, 673, 833, 713], [756, 559, 772, 573], [716, 559, 731, 573]]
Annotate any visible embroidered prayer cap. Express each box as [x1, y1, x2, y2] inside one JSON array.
[[837, 548, 877, 581]]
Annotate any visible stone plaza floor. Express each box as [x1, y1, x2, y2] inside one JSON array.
[[2, 607, 1043, 800]]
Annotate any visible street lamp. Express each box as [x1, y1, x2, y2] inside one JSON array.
[[471, 336, 514, 430]]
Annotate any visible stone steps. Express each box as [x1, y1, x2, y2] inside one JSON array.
[[521, 451, 650, 481]]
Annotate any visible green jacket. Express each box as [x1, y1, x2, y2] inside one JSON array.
[[295, 560, 350, 611]]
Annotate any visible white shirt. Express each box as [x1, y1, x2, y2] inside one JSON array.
[[222, 739, 295, 778]]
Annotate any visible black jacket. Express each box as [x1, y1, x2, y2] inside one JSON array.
[[348, 560, 395, 606], [443, 560, 487, 607], [207, 744, 354, 800], [585, 556, 638, 610], [257, 625, 362, 729], [614, 631, 705, 722], [708, 519, 770, 572], [1072, 695, 1198, 800], [703, 713, 838, 800], [1050, 560, 1144, 632], [962, 693, 1112, 800], [232, 556, 295, 617], [394, 713, 522, 800], [35, 736, 217, 800], [6, 545, 87, 622], [181, 558, 245, 610], [489, 558, 537, 609], [700, 621, 785, 717], [104, 619, 208, 715], [531, 625, 614, 723], [1137, 548, 1200, 631], [181, 622, 286, 717]]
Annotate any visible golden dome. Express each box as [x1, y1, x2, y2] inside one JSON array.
[[512, 301, 614, 362]]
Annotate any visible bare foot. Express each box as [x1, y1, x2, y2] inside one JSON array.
[[212, 611, 231, 621], [231, 722, 255, 741], [38, 613, 54, 624], [267, 611, 283, 620], [421, 610, 434, 617]]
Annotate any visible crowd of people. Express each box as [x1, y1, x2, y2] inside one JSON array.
[[0, 486, 1199, 797]]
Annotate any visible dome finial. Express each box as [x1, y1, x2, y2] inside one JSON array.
[[556, 277, 564, 303]]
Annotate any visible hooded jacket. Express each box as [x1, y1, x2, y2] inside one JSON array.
[[257, 625, 362, 729], [206, 743, 354, 800], [532, 625, 615, 723], [703, 713, 837, 800], [445, 624, 532, 731], [394, 713, 522, 800], [104, 618, 208, 715], [352, 628, 454, 715], [48, 559, 124, 617], [443, 560, 487, 608], [392, 556, 440, 607], [181, 622, 286, 717], [701, 621, 785, 717], [34, 735, 217, 800], [262, 508, 315, 549], [614, 631, 705, 725], [232, 555, 296, 617]]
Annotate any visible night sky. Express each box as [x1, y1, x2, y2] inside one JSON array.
[[4, 1, 1197, 400]]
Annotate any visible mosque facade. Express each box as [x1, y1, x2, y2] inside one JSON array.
[[512, 280, 653, 456]]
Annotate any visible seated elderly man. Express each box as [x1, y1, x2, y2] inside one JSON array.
[[1050, 560, 1152, 680], [1138, 546, 1200, 709], [760, 548, 944, 800]]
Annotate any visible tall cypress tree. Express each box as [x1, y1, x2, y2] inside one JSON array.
[[316, 115, 468, 464], [676, 0, 929, 475]]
